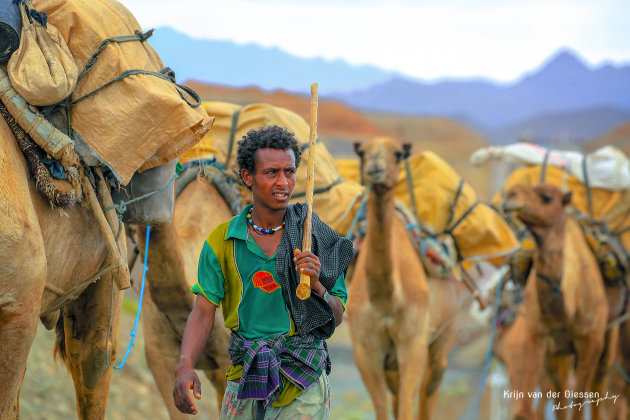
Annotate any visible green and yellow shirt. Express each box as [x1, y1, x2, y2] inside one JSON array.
[[191, 204, 347, 406]]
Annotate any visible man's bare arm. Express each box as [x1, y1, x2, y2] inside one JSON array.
[[173, 295, 217, 415]]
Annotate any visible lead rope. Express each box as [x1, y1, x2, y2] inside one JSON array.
[[465, 272, 504, 420], [114, 225, 151, 370]]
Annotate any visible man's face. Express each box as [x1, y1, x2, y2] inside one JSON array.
[[241, 148, 296, 212]]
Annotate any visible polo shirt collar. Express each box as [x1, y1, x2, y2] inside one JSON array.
[[226, 204, 251, 240]]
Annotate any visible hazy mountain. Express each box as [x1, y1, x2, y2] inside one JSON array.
[[149, 26, 398, 94], [149, 28, 630, 144], [335, 50, 630, 130], [486, 106, 630, 145]]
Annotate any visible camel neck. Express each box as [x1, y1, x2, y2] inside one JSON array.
[[141, 224, 193, 313], [364, 186, 395, 302], [533, 216, 566, 293]]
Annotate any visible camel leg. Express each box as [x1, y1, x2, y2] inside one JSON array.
[[590, 326, 619, 420], [544, 354, 571, 420], [395, 335, 429, 420], [143, 290, 197, 420], [570, 336, 604, 420], [61, 275, 122, 420], [513, 333, 545, 420], [0, 221, 46, 418], [418, 321, 456, 420], [351, 336, 392, 420]]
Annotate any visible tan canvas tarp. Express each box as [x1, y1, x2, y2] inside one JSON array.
[[180, 101, 364, 234], [337, 154, 519, 263], [494, 165, 630, 251], [34, 0, 212, 184]]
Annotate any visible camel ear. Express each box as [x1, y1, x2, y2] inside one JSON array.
[[402, 143, 412, 159], [562, 191, 572, 206], [353, 142, 364, 157]]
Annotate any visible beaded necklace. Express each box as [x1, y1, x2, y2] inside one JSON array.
[[247, 208, 284, 235]]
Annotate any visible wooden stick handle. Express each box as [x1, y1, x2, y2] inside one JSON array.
[[297, 83, 318, 300]]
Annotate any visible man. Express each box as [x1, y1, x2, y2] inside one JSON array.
[[173, 125, 355, 419]]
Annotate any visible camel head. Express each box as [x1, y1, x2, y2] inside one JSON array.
[[354, 137, 411, 190], [503, 183, 572, 239]]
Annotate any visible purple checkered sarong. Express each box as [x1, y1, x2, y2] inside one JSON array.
[[228, 331, 331, 408]]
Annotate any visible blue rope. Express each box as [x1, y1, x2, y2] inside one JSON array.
[[464, 273, 504, 420], [345, 185, 372, 239], [114, 225, 151, 370], [615, 360, 630, 384]]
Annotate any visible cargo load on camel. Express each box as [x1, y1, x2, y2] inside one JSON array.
[[182, 102, 519, 280], [472, 142, 630, 287], [337, 152, 519, 268], [1, 0, 212, 224]]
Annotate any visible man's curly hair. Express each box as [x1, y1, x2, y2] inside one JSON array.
[[236, 125, 302, 178]]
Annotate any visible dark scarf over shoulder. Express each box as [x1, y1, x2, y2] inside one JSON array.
[[276, 203, 355, 339]]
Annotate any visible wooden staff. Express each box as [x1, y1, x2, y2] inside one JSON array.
[[296, 83, 318, 300]]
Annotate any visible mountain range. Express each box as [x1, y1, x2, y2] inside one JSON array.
[[150, 27, 630, 145]]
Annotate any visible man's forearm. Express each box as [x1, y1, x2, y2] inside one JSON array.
[[312, 283, 345, 327], [328, 295, 345, 327], [177, 297, 216, 369]]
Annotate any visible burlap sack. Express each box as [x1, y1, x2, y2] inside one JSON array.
[[34, 0, 212, 185], [7, 0, 77, 106]]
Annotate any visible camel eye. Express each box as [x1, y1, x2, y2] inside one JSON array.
[[395, 151, 404, 162], [540, 194, 551, 204]]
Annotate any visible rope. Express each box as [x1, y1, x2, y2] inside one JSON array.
[[428, 289, 479, 345], [68, 68, 201, 110], [291, 176, 344, 199], [225, 107, 244, 168], [56, 29, 200, 136], [332, 191, 364, 227], [404, 158, 419, 222], [114, 225, 151, 370], [77, 30, 155, 83], [540, 150, 550, 183], [103, 173, 178, 220], [466, 273, 504, 420], [607, 311, 630, 330], [105, 276, 114, 368], [615, 360, 630, 384], [582, 155, 594, 218], [345, 184, 371, 239]]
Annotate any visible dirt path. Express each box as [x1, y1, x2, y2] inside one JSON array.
[[20, 296, 496, 419]]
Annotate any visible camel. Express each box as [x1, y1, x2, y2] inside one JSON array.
[[0, 111, 129, 419], [346, 137, 457, 420], [493, 284, 555, 419], [137, 172, 232, 419], [503, 183, 613, 420], [608, 297, 630, 420]]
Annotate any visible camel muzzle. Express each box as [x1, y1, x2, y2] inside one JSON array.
[[502, 201, 524, 212]]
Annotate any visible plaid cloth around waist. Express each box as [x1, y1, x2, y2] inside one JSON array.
[[228, 331, 331, 408]]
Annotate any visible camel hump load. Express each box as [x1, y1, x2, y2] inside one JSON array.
[[337, 150, 519, 272], [472, 142, 630, 288], [0, 0, 212, 223], [180, 101, 519, 281]]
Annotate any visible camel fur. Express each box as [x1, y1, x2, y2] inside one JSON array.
[[137, 175, 232, 419], [608, 297, 630, 420], [347, 137, 457, 420], [503, 183, 612, 420], [0, 114, 128, 419]]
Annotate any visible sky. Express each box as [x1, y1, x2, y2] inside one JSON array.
[[123, 0, 630, 83]]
